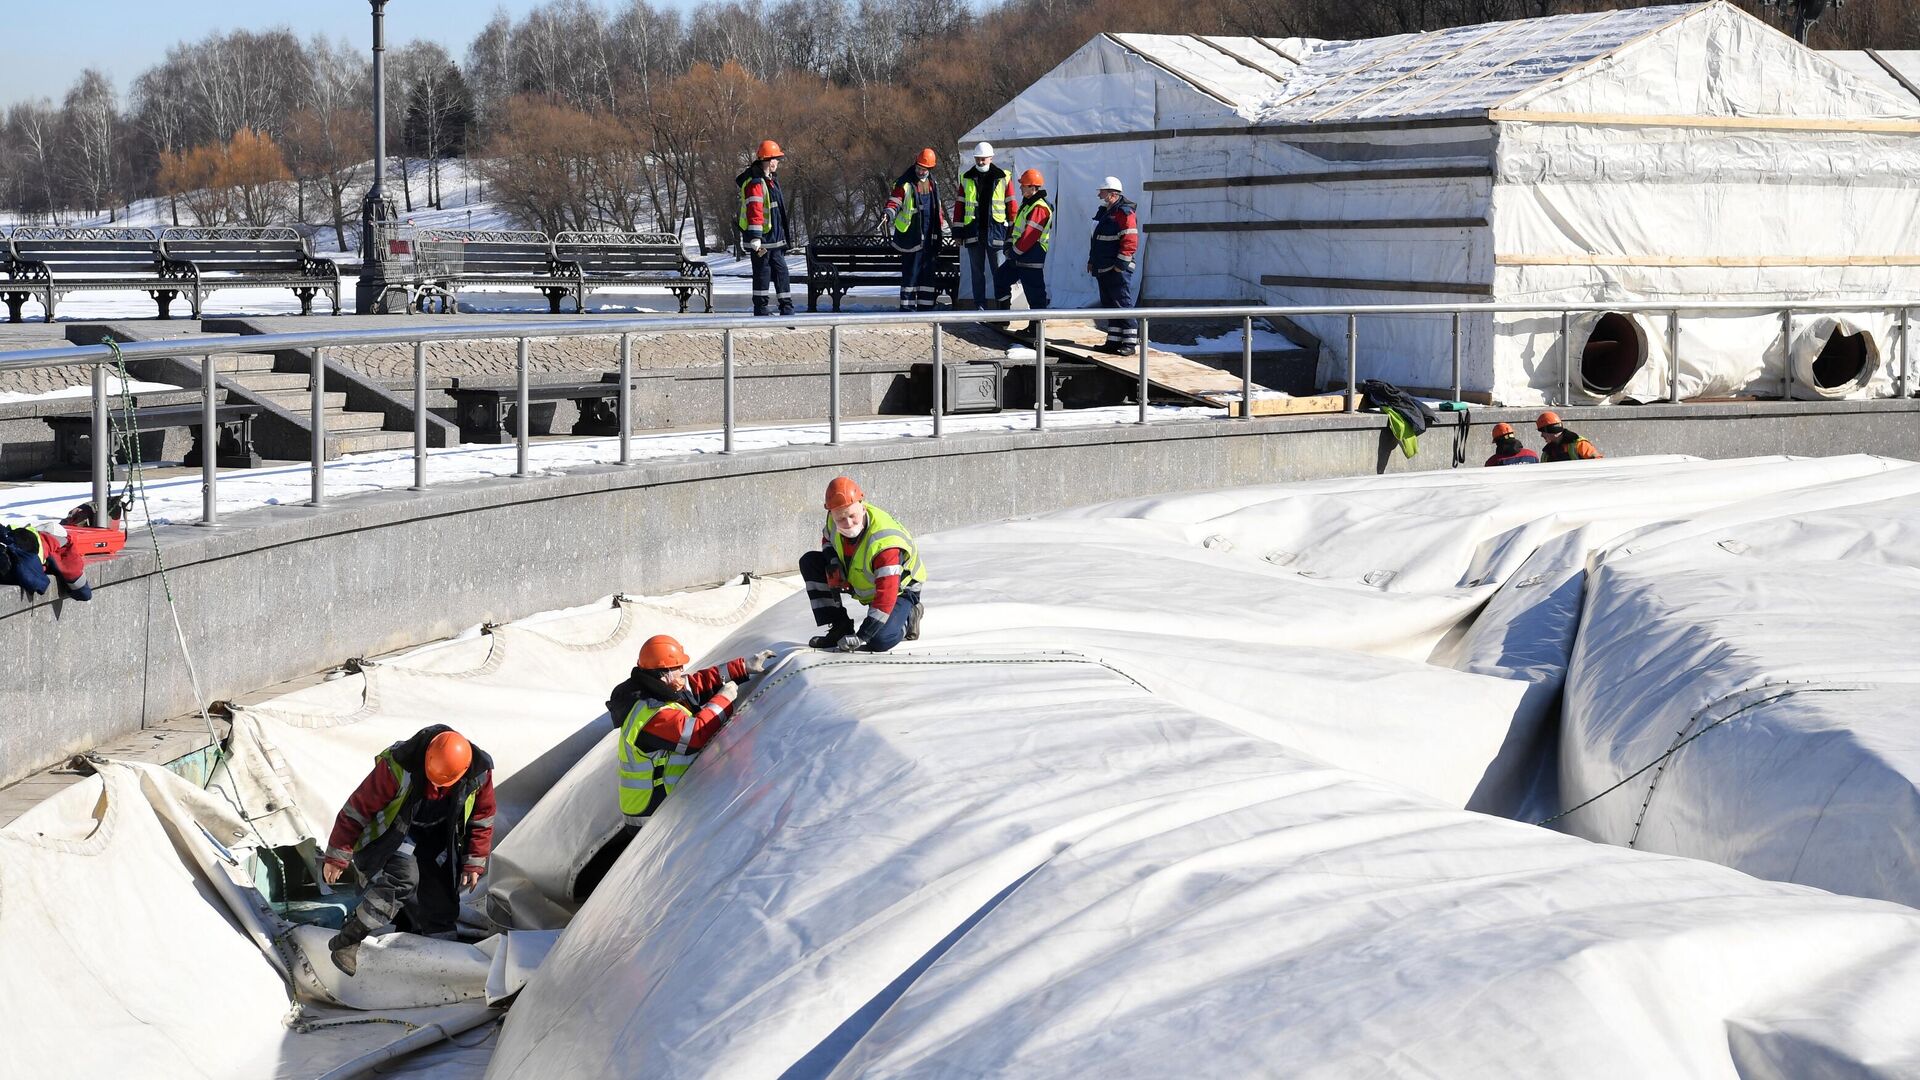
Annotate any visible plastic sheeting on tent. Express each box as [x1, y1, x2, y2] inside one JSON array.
[[1555, 467, 1920, 907], [0, 578, 794, 1079]]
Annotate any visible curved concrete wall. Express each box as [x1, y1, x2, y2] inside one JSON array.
[[4, 398, 1918, 785]]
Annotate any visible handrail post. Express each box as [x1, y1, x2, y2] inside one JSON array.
[[1560, 309, 1573, 404], [828, 324, 841, 446], [200, 354, 218, 525], [1240, 315, 1254, 421], [617, 332, 632, 465], [722, 329, 736, 454], [1449, 311, 1462, 403], [411, 341, 427, 490], [1034, 318, 1047, 430], [1781, 309, 1794, 401], [514, 336, 530, 477], [1667, 310, 1681, 403], [309, 346, 326, 506], [1900, 306, 1911, 399], [90, 365, 108, 520], [1345, 314, 1358, 413], [930, 323, 944, 438], [1136, 317, 1150, 425]]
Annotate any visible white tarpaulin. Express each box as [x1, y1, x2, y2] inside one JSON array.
[[1556, 468, 1920, 906]]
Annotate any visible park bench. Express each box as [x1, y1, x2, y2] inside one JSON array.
[[43, 402, 263, 478], [0, 227, 183, 322], [412, 229, 575, 314], [804, 234, 959, 312], [554, 231, 712, 313], [157, 226, 342, 317], [445, 376, 629, 443]]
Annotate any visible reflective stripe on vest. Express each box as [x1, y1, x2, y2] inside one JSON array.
[[1011, 196, 1051, 253], [355, 749, 477, 853], [617, 699, 698, 822], [958, 173, 1010, 227], [892, 183, 919, 235], [738, 178, 763, 232], [826, 503, 926, 604]]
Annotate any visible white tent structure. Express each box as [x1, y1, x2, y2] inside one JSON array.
[[1824, 49, 1920, 106], [964, 2, 1920, 405]]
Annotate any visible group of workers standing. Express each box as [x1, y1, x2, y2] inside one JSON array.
[[318, 474, 924, 977], [737, 139, 1142, 353], [1486, 411, 1604, 465]]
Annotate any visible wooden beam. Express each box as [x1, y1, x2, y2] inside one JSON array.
[[1261, 274, 1493, 296], [1230, 393, 1348, 417], [1145, 165, 1492, 191], [1497, 253, 1920, 267], [987, 115, 1491, 151], [1150, 217, 1486, 234], [1488, 108, 1920, 134]]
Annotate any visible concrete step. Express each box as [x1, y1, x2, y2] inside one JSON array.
[[326, 430, 413, 456], [214, 354, 278, 374], [325, 409, 390, 433], [257, 389, 347, 411], [231, 372, 311, 393]]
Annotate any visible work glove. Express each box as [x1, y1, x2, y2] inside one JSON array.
[[1121, 259, 1135, 273], [881, 210, 896, 231], [747, 238, 764, 255], [744, 648, 777, 675], [835, 634, 865, 653], [710, 679, 740, 705], [940, 226, 953, 242]]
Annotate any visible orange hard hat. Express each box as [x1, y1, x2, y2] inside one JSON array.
[[757, 139, 784, 160], [424, 730, 473, 788], [824, 475, 864, 511], [1490, 422, 1515, 440], [1535, 410, 1562, 431], [915, 147, 938, 168], [1018, 168, 1045, 186], [638, 634, 690, 671]]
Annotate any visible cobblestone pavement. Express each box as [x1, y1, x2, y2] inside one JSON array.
[[0, 328, 81, 396]]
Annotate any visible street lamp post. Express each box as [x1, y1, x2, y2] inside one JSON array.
[[355, 0, 403, 314]]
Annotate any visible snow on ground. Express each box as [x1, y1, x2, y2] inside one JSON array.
[[1162, 326, 1302, 355], [0, 376, 175, 404], [0, 404, 1220, 529]]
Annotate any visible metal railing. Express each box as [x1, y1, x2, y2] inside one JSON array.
[[0, 298, 1911, 531]]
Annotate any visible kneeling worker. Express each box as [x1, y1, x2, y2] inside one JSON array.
[[801, 476, 926, 652], [1485, 422, 1540, 466], [322, 726, 495, 976], [1536, 411, 1604, 461]]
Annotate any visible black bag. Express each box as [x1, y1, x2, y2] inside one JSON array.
[[1359, 379, 1437, 435]]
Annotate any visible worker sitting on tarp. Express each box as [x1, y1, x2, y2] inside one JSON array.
[[321, 725, 495, 977], [589, 634, 777, 891], [801, 475, 926, 652], [1485, 422, 1541, 466], [0, 522, 93, 601], [1536, 411, 1604, 461]]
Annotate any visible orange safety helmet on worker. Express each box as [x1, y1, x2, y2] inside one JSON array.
[[608, 634, 776, 826], [320, 724, 496, 975], [882, 150, 951, 311], [801, 476, 927, 653], [1536, 411, 1604, 461], [1485, 421, 1540, 466]]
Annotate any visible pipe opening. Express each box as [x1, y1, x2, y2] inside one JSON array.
[[1812, 328, 1871, 389], [1579, 311, 1647, 395]]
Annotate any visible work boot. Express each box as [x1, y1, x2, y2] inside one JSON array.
[[809, 623, 853, 650], [906, 603, 924, 642], [327, 931, 362, 977]]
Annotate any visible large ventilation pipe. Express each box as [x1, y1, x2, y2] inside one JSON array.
[[1578, 311, 1651, 398], [1789, 316, 1880, 399]]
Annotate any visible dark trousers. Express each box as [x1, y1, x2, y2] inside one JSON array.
[[897, 244, 939, 310], [348, 834, 460, 938], [750, 249, 792, 316], [1096, 267, 1138, 346], [799, 548, 921, 653], [964, 241, 1010, 307], [1003, 259, 1048, 310]]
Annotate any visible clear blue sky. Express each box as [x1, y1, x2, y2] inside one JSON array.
[[0, 1, 656, 105]]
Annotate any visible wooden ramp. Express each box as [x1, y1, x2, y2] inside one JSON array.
[[1018, 320, 1346, 417]]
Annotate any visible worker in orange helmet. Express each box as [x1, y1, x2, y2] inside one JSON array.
[[881, 148, 952, 311], [800, 476, 927, 652], [1536, 410, 1604, 461], [321, 726, 495, 976], [737, 139, 793, 317], [1485, 422, 1540, 466], [1000, 167, 1052, 334]]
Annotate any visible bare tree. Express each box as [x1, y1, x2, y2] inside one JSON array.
[[62, 70, 119, 219]]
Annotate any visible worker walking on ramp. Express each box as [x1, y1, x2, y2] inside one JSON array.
[[801, 476, 927, 652], [321, 725, 495, 976]]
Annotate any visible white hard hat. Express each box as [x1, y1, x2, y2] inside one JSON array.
[[1100, 176, 1125, 193], [973, 141, 994, 159]]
